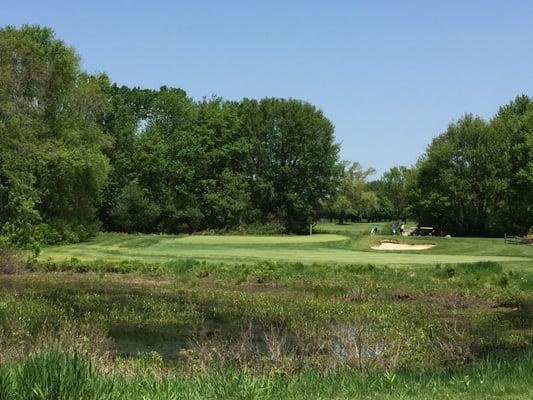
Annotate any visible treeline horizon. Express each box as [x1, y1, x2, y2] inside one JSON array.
[[0, 25, 531, 248]]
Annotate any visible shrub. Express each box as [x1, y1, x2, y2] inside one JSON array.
[[198, 222, 286, 236], [0, 222, 41, 255], [37, 220, 100, 245], [433, 264, 455, 279]]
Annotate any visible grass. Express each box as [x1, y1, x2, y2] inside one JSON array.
[[3, 222, 533, 398], [38, 222, 533, 267], [1, 265, 532, 398], [1, 349, 532, 399], [2, 260, 532, 366]]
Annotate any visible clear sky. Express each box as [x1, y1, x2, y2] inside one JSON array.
[[3, 1, 533, 175]]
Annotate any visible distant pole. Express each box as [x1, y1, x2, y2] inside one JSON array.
[[309, 223, 313, 235]]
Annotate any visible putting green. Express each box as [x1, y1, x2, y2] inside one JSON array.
[[172, 234, 347, 245], [39, 232, 532, 266]]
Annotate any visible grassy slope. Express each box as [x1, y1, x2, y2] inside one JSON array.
[[39, 223, 533, 267]]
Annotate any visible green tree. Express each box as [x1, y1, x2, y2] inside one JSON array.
[[98, 84, 155, 230], [109, 180, 160, 233], [331, 195, 353, 224], [380, 166, 409, 220], [330, 161, 377, 223], [412, 114, 508, 236], [0, 25, 110, 245], [239, 98, 339, 232], [490, 95, 533, 234]]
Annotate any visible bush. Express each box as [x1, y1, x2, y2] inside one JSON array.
[[455, 261, 503, 276], [238, 222, 286, 235], [36, 220, 99, 245], [197, 222, 286, 236], [433, 264, 455, 279], [0, 222, 41, 255]]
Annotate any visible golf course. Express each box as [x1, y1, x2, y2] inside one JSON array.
[[1, 18, 533, 400], [40, 222, 533, 267]]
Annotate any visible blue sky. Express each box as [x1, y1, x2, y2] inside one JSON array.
[[3, 1, 533, 175]]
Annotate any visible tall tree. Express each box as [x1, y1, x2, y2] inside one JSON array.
[[329, 162, 378, 223], [239, 98, 339, 232], [490, 95, 533, 234], [380, 166, 409, 220], [411, 114, 511, 236], [0, 25, 110, 245]]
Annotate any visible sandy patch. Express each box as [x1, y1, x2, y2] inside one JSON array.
[[371, 240, 435, 251]]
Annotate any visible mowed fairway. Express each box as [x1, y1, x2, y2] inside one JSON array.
[[40, 229, 533, 266]]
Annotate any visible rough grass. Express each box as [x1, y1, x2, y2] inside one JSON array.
[[2, 261, 532, 369]]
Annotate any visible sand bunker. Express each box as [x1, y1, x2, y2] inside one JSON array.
[[371, 240, 435, 251]]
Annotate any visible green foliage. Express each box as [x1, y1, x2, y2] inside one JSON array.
[[410, 98, 533, 236], [0, 222, 41, 253], [376, 194, 394, 220], [328, 162, 378, 223], [1, 349, 532, 399], [0, 25, 340, 239], [331, 195, 353, 223], [199, 222, 286, 236], [380, 166, 409, 220], [237, 98, 339, 232], [108, 180, 161, 233], [3, 350, 114, 400], [100, 84, 337, 234], [0, 25, 110, 246]]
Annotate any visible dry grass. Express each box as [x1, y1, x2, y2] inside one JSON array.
[[0, 246, 28, 274]]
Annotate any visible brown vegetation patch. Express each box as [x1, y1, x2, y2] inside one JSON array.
[[429, 292, 498, 310], [0, 247, 28, 274], [344, 287, 365, 302], [387, 289, 413, 300], [234, 282, 293, 294], [382, 289, 498, 310]]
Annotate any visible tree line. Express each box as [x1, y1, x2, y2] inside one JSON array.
[[408, 103, 533, 236], [324, 103, 533, 237], [1, 25, 531, 248], [0, 25, 338, 247]]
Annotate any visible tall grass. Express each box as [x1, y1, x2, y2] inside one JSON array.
[[0, 349, 532, 399], [0, 350, 114, 400]]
